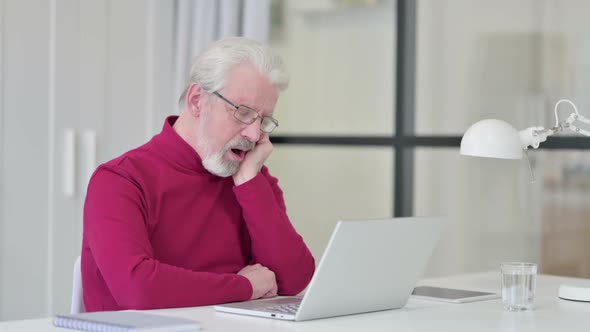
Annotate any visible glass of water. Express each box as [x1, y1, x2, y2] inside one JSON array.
[[501, 262, 537, 311]]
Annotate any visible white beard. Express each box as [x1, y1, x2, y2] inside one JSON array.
[[202, 148, 240, 178], [196, 120, 253, 177]]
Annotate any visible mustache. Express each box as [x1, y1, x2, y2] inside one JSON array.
[[225, 139, 255, 152]]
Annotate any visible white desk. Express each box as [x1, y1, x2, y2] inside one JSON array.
[[1, 272, 590, 332]]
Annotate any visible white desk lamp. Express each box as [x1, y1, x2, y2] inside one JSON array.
[[460, 99, 590, 302]]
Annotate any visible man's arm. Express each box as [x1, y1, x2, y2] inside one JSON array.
[[84, 166, 254, 310], [233, 166, 316, 296]]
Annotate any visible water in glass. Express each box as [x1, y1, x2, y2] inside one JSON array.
[[501, 263, 536, 311]]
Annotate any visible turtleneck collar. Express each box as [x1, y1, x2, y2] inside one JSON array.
[[151, 116, 209, 173]]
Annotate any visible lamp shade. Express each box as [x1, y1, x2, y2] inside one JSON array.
[[460, 119, 524, 160]]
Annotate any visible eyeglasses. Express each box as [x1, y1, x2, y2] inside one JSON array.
[[213, 91, 279, 133]]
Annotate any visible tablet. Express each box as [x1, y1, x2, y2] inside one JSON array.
[[411, 286, 500, 303]]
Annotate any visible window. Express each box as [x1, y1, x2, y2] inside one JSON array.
[[270, 0, 590, 278]]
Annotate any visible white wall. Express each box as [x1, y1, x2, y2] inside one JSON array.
[[0, 0, 4, 318]]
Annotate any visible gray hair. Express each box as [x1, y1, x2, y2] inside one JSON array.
[[179, 37, 289, 105]]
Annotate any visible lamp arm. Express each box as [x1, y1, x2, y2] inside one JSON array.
[[519, 111, 590, 150], [554, 99, 580, 127], [564, 113, 590, 137], [519, 126, 556, 150]]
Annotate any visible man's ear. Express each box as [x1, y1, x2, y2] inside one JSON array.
[[185, 83, 204, 117]]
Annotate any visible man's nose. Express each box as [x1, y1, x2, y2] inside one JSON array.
[[241, 120, 261, 142]]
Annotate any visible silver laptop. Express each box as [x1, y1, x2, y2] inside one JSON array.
[[214, 217, 445, 321]]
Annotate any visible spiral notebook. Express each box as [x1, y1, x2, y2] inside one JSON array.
[[53, 311, 200, 332]]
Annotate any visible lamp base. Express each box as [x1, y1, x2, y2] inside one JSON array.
[[559, 284, 590, 302]]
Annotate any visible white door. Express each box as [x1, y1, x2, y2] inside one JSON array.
[[0, 0, 174, 320]]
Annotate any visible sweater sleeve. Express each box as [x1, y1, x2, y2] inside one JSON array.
[[84, 166, 252, 310], [232, 166, 315, 295]]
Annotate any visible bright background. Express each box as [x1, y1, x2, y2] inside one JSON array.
[[1, 0, 590, 320]]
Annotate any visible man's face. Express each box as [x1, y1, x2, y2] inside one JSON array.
[[196, 63, 279, 177]]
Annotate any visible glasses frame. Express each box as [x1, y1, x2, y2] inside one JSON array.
[[213, 91, 279, 133]]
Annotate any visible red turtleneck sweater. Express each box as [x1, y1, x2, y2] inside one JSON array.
[[81, 116, 315, 312]]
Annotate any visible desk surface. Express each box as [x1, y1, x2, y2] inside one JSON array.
[[2, 272, 590, 332]]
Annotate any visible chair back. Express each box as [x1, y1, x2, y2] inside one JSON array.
[[71, 256, 85, 314]]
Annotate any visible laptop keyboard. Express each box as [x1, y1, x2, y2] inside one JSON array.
[[264, 302, 300, 314], [249, 298, 301, 314]]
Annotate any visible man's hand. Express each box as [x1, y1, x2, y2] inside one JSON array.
[[233, 134, 273, 186], [238, 263, 278, 300]]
